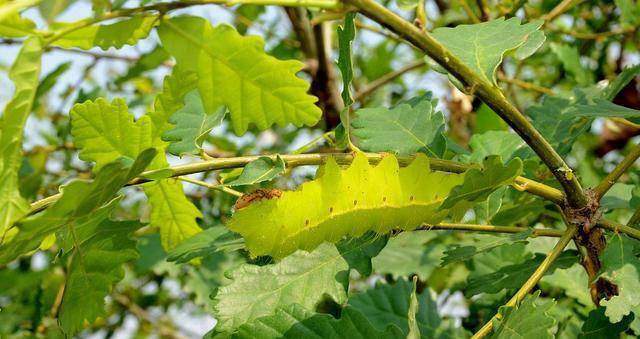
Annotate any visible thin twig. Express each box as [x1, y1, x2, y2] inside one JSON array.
[[594, 143, 640, 200], [541, 0, 583, 23], [178, 177, 244, 197], [472, 226, 577, 338], [354, 59, 427, 102], [418, 223, 564, 237], [458, 0, 480, 23], [497, 74, 557, 96]]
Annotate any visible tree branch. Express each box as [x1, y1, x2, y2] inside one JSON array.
[[29, 152, 565, 213], [343, 0, 588, 208]]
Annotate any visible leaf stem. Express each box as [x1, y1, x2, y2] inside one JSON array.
[[471, 226, 577, 338], [418, 223, 565, 237], [178, 177, 244, 198], [343, 0, 589, 209], [593, 143, 640, 200]]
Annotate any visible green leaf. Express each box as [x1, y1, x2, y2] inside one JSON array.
[[407, 277, 421, 339], [348, 279, 463, 338], [37, 0, 75, 23], [599, 234, 640, 323], [528, 95, 591, 157], [71, 98, 154, 172], [158, 16, 321, 135], [467, 130, 528, 164], [71, 93, 203, 250], [563, 98, 640, 119], [432, 17, 544, 86], [335, 12, 356, 149], [541, 264, 592, 307], [441, 155, 522, 210], [167, 226, 242, 264], [580, 307, 634, 338], [489, 291, 556, 339], [336, 232, 388, 276], [352, 94, 446, 157], [0, 36, 42, 238], [441, 230, 532, 266], [144, 180, 203, 250], [52, 16, 158, 50], [337, 12, 355, 107], [466, 250, 579, 296], [550, 43, 594, 85], [162, 89, 226, 156], [58, 219, 141, 335], [228, 153, 464, 259], [223, 156, 286, 187], [232, 304, 404, 339], [0, 0, 37, 37], [0, 149, 155, 265], [372, 231, 443, 280], [602, 63, 640, 100], [212, 243, 349, 332], [615, 0, 640, 27]]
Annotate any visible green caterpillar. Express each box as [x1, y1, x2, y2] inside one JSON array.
[[228, 153, 465, 259]]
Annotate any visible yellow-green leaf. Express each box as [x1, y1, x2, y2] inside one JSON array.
[[144, 180, 203, 250], [70, 95, 202, 250], [0, 36, 42, 238], [432, 17, 544, 86], [52, 16, 158, 50], [158, 16, 321, 135]]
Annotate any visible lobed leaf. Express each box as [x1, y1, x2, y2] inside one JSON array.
[[52, 16, 158, 50], [580, 307, 634, 338], [432, 17, 544, 86], [71, 78, 205, 249], [489, 291, 556, 339], [352, 94, 446, 157], [348, 279, 467, 338], [599, 234, 640, 322], [228, 153, 465, 259], [71, 98, 153, 172], [162, 89, 226, 156], [233, 304, 404, 339], [212, 243, 349, 332], [441, 155, 522, 210], [224, 156, 286, 187], [158, 16, 321, 135]]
